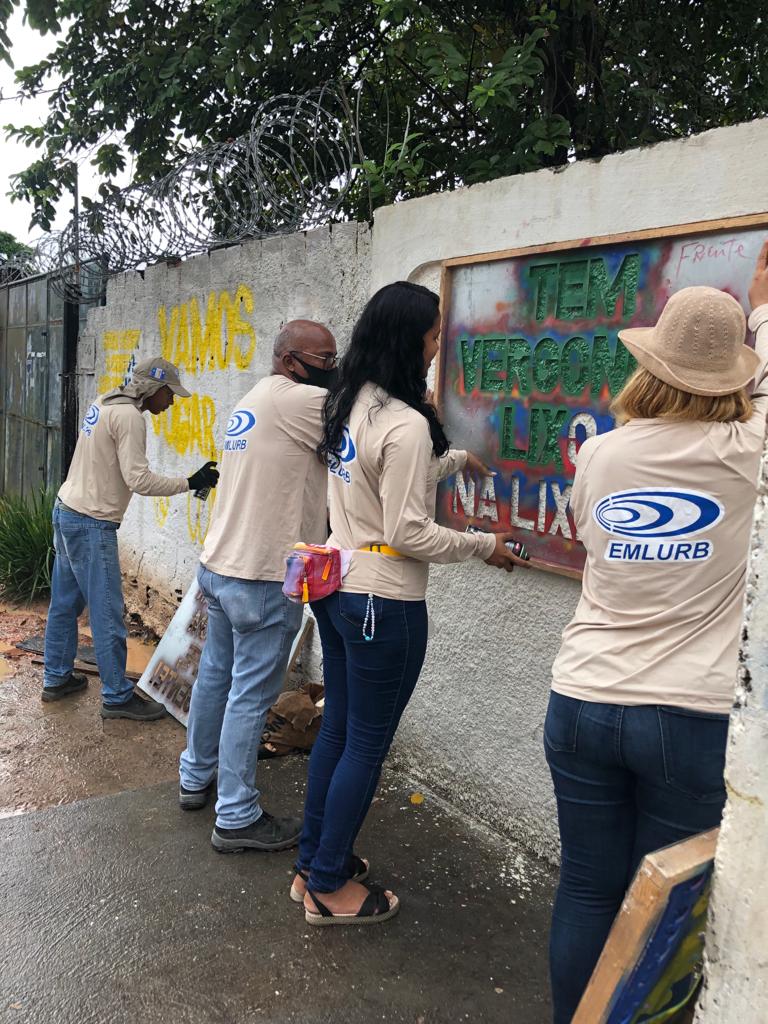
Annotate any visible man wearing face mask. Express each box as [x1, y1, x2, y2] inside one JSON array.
[[179, 320, 338, 853]]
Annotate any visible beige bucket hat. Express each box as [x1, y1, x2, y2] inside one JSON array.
[[618, 286, 759, 397], [103, 355, 191, 403]]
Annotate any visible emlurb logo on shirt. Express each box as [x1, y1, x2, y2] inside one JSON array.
[[593, 487, 724, 563], [81, 403, 100, 437], [224, 409, 257, 452], [328, 425, 356, 485]]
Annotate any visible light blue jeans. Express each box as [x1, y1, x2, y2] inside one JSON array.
[[179, 564, 303, 829], [44, 501, 133, 705]]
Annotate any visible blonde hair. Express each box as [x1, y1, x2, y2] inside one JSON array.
[[611, 367, 752, 425]]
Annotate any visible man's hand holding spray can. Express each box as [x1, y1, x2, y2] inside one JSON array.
[[188, 460, 220, 501]]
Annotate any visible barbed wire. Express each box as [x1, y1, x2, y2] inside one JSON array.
[[0, 84, 360, 302]]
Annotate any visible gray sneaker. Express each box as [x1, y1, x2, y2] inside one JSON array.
[[211, 811, 303, 853], [101, 694, 166, 721]]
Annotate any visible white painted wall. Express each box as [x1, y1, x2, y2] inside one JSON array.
[[77, 224, 371, 630], [694, 467, 768, 1022]]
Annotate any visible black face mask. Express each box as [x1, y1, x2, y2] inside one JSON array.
[[291, 356, 339, 389]]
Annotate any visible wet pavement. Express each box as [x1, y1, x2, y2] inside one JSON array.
[[0, 600, 555, 1023], [0, 759, 555, 1024], [0, 604, 176, 818]]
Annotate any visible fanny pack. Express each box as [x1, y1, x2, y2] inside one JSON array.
[[282, 542, 403, 606], [283, 544, 343, 604]]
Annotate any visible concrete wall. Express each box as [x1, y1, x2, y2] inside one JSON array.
[[77, 224, 371, 631], [694, 466, 768, 1021], [374, 118, 768, 859], [78, 118, 768, 865]]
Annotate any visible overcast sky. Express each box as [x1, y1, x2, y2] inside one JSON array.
[[0, 7, 122, 245]]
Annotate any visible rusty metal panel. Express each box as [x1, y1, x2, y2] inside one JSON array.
[[8, 283, 25, 326], [22, 420, 47, 497], [5, 326, 25, 417], [4, 414, 23, 494], [25, 326, 48, 424], [26, 276, 47, 325]]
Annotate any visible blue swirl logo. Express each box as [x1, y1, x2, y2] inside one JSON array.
[[593, 488, 724, 539], [225, 410, 257, 437], [81, 403, 100, 436], [337, 425, 356, 464]]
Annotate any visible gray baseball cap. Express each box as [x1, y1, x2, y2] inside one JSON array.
[[131, 356, 191, 398]]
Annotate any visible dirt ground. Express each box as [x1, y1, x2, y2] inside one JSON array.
[[0, 599, 184, 818]]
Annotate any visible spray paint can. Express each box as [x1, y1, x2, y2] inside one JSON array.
[[194, 486, 211, 501], [465, 524, 530, 560]]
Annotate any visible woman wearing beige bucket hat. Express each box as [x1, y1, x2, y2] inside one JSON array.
[[544, 243, 768, 1024]]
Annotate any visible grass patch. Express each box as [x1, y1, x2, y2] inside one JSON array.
[[0, 489, 55, 602]]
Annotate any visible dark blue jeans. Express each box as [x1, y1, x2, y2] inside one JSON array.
[[298, 591, 428, 892], [544, 690, 728, 1024]]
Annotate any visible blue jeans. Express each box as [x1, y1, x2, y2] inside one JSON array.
[[179, 565, 303, 829], [544, 690, 729, 1024], [44, 502, 132, 705], [298, 591, 429, 892]]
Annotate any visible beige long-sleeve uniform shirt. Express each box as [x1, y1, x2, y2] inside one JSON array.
[[58, 398, 189, 523], [328, 383, 496, 601], [201, 375, 329, 581], [551, 304, 768, 714]]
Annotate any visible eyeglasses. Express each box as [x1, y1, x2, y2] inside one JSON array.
[[289, 350, 339, 370]]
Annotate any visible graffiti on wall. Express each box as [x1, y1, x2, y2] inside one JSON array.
[[436, 224, 768, 575], [98, 329, 141, 392], [98, 284, 256, 544]]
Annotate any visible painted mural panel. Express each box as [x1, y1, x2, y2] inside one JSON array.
[[436, 221, 768, 575]]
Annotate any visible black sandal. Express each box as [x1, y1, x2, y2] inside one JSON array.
[[304, 884, 400, 927], [289, 855, 370, 902]]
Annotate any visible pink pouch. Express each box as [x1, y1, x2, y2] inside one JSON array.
[[283, 544, 343, 604]]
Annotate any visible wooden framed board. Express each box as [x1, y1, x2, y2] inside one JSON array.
[[573, 827, 719, 1024], [435, 213, 768, 577], [137, 580, 314, 726]]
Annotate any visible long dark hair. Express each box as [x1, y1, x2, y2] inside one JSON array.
[[319, 281, 450, 463]]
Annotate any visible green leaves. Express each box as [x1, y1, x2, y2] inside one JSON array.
[[1, 0, 767, 227], [0, 489, 55, 603]]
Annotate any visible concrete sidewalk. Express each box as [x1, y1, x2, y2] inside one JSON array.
[[0, 757, 554, 1024]]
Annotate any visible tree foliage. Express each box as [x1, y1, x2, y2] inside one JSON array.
[[2, 0, 768, 230], [0, 229, 32, 259]]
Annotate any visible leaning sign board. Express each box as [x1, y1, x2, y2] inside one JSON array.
[[436, 213, 768, 576], [572, 828, 718, 1023], [137, 580, 313, 726]]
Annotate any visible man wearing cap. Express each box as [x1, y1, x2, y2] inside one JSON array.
[[178, 320, 336, 853], [41, 356, 220, 721]]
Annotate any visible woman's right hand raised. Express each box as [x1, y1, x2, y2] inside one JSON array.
[[749, 240, 768, 311], [484, 532, 529, 572]]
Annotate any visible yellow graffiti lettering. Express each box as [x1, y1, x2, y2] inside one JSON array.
[[153, 495, 171, 529], [98, 329, 141, 391], [228, 285, 257, 370], [190, 291, 226, 372], [158, 306, 179, 362], [152, 393, 218, 460], [186, 484, 218, 546], [156, 286, 256, 375]]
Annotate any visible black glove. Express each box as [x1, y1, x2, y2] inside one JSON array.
[[187, 460, 219, 491]]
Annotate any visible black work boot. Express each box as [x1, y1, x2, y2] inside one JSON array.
[[179, 780, 215, 811], [211, 811, 303, 853], [101, 693, 166, 721], [41, 672, 89, 702]]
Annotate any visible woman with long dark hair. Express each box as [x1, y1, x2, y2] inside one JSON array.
[[291, 280, 527, 925]]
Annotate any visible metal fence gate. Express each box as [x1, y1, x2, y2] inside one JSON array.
[[0, 272, 79, 498]]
